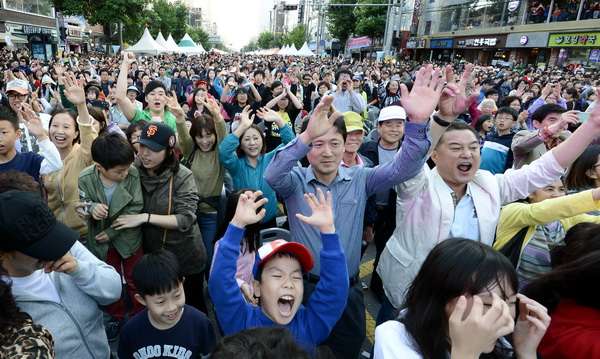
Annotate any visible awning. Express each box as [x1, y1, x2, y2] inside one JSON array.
[[0, 32, 29, 44]]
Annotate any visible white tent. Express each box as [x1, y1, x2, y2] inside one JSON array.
[[178, 33, 205, 54], [155, 31, 171, 53], [297, 42, 315, 57], [278, 44, 289, 56], [125, 28, 169, 55], [287, 43, 299, 56], [165, 34, 181, 53]]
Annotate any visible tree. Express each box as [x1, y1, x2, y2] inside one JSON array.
[[242, 41, 259, 53], [187, 26, 209, 47], [326, 0, 357, 53], [354, 0, 388, 58], [147, 0, 189, 41], [282, 24, 307, 49], [257, 31, 276, 49], [52, 0, 149, 53]]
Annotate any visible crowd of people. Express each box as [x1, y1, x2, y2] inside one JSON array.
[[0, 44, 600, 359]]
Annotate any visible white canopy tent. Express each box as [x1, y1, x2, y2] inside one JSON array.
[[278, 44, 289, 55], [178, 33, 205, 54], [125, 28, 168, 55], [287, 43, 299, 56], [296, 42, 315, 57], [155, 31, 171, 53], [165, 34, 181, 53]]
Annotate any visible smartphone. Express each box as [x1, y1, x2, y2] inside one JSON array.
[[578, 112, 590, 123]]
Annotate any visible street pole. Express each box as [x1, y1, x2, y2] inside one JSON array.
[[382, 0, 397, 58]]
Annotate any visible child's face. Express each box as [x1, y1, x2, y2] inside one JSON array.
[[482, 119, 494, 132], [135, 282, 186, 330], [0, 120, 20, 156], [253, 255, 304, 325], [87, 91, 97, 101], [96, 163, 131, 184], [494, 114, 515, 132]]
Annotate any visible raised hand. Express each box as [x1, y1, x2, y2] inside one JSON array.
[[256, 107, 283, 123], [512, 294, 551, 359], [62, 73, 86, 105], [438, 63, 480, 122], [541, 83, 552, 99], [552, 83, 562, 100], [20, 103, 47, 141], [53, 62, 65, 77], [449, 294, 514, 359], [547, 110, 579, 134], [121, 51, 136, 68], [201, 96, 222, 118], [166, 90, 184, 119], [299, 95, 341, 145], [295, 188, 335, 234], [230, 190, 268, 228], [585, 99, 600, 128], [400, 64, 446, 123]]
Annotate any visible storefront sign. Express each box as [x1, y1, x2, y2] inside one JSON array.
[[22, 25, 52, 35], [347, 36, 372, 49], [406, 39, 426, 49], [457, 37, 500, 47], [430, 39, 453, 48], [68, 29, 81, 36], [548, 32, 599, 47], [506, 33, 549, 47], [590, 49, 600, 62]]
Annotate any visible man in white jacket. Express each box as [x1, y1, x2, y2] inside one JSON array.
[[376, 64, 600, 325]]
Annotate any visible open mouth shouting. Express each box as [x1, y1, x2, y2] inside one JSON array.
[[278, 295, 295, 316], [457, 162, 472, 173]]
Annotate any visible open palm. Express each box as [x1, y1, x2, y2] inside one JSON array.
[[400, 65, 445, 122], [438, 64, 479, 120]]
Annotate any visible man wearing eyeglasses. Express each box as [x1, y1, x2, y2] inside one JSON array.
[[326, 69, 366, 114], [5, 79, 39, 153]]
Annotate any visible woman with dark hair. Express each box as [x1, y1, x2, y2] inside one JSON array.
[[112, 115, 208, 314], [264, 82, 302, 151], [219, 106, 294, 228], [220, 82, 262, 123], [177, 96, 227, 276], [186, 86, 211, 119], [0, 266, 54, 358], [565, 145, 600, 193], [377, 79, 402, 109], [563, 87, 581, 111], [125, 120, 149, 154], [523, 244, 600, 358], [210, 188, 262, 306], [374, 238, 550, 359], [493, 178, 600, 290], [42, 73, 96, 238], [87, 106, 109, 135]]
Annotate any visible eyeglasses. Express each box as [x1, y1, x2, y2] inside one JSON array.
[[339, 75, 351, 80], [495, 117, 514, 122], [8, 93, 27, 100]]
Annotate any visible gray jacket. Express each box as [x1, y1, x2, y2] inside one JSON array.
[[12, 241, 122, 359]]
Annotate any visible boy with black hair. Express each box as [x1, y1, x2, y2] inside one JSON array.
[[480, 107, 518, 174], [209, 189, 348, 351], [0, 105, 62, 186], [78, 132, 144, 340], [118, 250, 217, 359]]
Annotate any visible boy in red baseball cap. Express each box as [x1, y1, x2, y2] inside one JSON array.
[[209, 188, 348, 351]]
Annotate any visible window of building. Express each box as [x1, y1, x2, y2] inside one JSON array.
[[4, 0, 54, 17], [424, 20, 431, 35]]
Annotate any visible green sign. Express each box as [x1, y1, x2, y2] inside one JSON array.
[[549, 32, 599, 47]]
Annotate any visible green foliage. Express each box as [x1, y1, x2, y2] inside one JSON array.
[[257, 31, 276, 49], [282, 24, 307, 49], [187, 26, 209, 46], [147, 0, 189, 41], [326, 0, 357, 51], [243, 41, 259, 52], [52, 0, 148, 33], [354, 0, 387, 39]]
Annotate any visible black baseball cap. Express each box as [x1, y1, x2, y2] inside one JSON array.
[[134, 122, 176, 152], [90, 100, 110, 111], [0, 191, 78, 261]]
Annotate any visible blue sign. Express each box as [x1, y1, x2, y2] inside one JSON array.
[[431, 39, 453, 48]]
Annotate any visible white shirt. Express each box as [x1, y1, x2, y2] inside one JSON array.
[[374, 318, 423, 359], [447, 182, 481, 241], [10, 270, 61, 303]]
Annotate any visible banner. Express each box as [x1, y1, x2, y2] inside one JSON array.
[[347, 36, 372, 49]]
